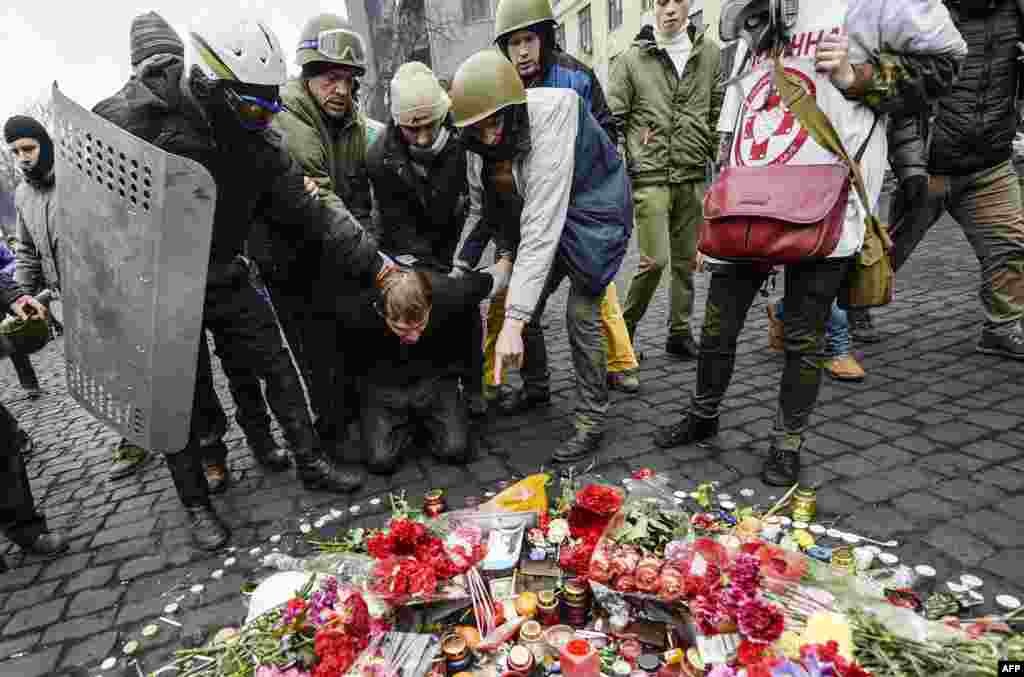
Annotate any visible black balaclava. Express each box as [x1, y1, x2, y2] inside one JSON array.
[[189, 65, 280, 145], [4, 115, 54, 186], [461, 103, 532, 162]]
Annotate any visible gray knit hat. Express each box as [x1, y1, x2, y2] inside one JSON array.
[[130, 11, 184, 66]]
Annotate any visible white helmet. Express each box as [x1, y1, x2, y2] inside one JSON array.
[[189, 18, 288, 86]]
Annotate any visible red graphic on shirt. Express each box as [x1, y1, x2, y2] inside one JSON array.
[[735, 67, 816, 167]]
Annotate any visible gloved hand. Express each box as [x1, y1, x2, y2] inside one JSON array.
[[395, 254, 418, 266], [375, 252, 399, 291], [448, 260, 472, 279]]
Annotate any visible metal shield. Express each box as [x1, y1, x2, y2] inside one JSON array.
[[51, 84, 216, 453]]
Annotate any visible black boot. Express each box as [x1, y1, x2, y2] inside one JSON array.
[[552, 428, 603, 464], [294, 447, 366, 493], [762, 435, 802, 487], [653, 412, 719, 449], [242, 427, 291, 471], [165, 452, 229, 550]]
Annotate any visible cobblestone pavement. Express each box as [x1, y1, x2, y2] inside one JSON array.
[[2, 203, 1024, 676]]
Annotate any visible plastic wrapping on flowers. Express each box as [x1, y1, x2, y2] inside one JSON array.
[[342, 631, 441, 677]]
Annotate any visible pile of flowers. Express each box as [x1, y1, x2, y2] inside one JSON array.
[[367, 518, 486, 602], [175, 576, 377, 677], [708, 640, 872, 677], [557, 484, 624, 574]]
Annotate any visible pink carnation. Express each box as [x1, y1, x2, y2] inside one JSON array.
[[737, 596, 785, 644]]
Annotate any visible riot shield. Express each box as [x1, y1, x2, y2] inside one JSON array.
[[51, 84, 216, 453]]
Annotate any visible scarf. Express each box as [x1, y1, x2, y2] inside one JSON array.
[[655, 24, 693, 76], [461, 105, 532, 162], [408, 124, 451, 166]]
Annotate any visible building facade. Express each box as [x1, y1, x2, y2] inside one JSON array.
[[553, 0, 721, 87]]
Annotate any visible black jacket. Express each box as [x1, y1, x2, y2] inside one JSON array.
[[92, 57, 382, 284], [366, 120, 468, 270], [930, 0, 1021, 174], [332, 270, 492, 388]]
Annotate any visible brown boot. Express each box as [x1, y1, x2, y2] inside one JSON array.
[[766, 303, 784, 352], [826, 355, 865, 382]]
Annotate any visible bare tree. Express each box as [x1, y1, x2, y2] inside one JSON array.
[[363, 0, 463, 121]]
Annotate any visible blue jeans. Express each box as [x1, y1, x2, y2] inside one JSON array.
[[775, 299, 851, 358]]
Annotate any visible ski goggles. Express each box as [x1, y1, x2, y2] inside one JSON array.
[[299, 29, 367, 67], [224, 88, 283, 130]]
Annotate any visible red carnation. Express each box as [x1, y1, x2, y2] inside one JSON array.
[[737, 639, 771, 666], [737, 596, 785, 643], [575, 484, 624, 516], [366, 531, 393, 560]]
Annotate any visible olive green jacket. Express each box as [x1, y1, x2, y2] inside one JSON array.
[[608, 25, 724, 187], [273, 78, 373, 228]]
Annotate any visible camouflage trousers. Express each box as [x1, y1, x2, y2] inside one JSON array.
[[891, 160, 1024, 334]]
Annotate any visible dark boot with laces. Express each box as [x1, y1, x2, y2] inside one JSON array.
[[185, 506, 230, 551], [762, 434, 802, 487], [295, 448, 366, 493], [976, 326, 1024, 361], [653, 412, 719, 449], [847, 308, 881, 343], [552, 428, 604, 464]]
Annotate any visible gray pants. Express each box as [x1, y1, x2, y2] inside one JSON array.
[[528, 257, 608, 434]]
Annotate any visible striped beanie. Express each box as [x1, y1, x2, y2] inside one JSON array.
[[130, 11, 184, 66]]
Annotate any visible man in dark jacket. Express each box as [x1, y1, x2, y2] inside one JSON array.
[[0, 273, 66, 562], [366, 62, 487, 418], [335, 267, 493, 473], [92, 17, 394, 550], [246, 14, 380, 457], [861, 0, 1024, 358]]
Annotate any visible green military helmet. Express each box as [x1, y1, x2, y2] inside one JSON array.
[[450, 50, 528, 128], [0, 316, 50, 356], [296, 13, 368, 74], [494, 0, 555, 43]]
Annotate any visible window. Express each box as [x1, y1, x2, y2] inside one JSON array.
[[463, 0, 492, 23], [578, 5, 592, 54], [608, 0, 622, 31], [555, 23, 566, 49]]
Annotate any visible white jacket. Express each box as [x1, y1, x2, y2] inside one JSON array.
[[460, 88, 581, 322], [716, 0, 965, 259]]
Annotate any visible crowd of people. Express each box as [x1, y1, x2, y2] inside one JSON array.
[[1, 0, 1022, 560]]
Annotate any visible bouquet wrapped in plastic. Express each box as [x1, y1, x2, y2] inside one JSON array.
[[343, 632, 441, 677]]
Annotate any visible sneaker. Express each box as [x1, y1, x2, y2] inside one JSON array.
[[976, 328, 1024, 361], [607, 369, 640, 393], [653, 413, 719, 449], [665, 333, 699, 359], [848, 308, 881, 343], [766, 304, 784, 352], [552, 429, 604, 464], [826, 355, 865, 382], [110, 441, 150, 480]]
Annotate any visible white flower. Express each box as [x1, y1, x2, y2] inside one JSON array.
[[546, 518, 570, 545]]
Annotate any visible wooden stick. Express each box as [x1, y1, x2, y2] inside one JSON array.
[[763, 483, 800, 519]]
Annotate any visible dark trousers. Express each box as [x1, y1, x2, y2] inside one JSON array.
[[10, 353, 39, 389], [691, 258, 851, 435], [890, 161, 1024, 333], [361, 376, 469, 474], [169, 264, 315, 505], [0, 403, 45, 547]]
